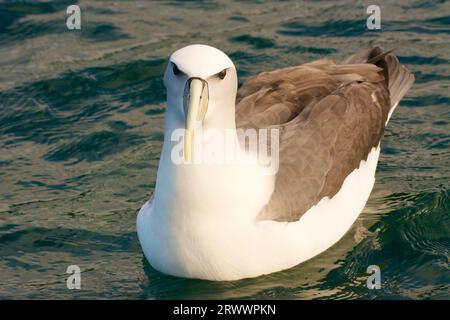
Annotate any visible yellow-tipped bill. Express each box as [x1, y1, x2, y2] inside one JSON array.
[[183, 78, 209, 161]]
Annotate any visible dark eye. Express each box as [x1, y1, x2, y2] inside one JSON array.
[[218, 69, 227, 80], [172, 63, 181, 76]]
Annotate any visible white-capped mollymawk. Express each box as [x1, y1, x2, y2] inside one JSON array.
[[137, 44, 414, 281]]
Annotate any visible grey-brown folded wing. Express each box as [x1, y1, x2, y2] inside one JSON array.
[[235, 48, 414, 222]]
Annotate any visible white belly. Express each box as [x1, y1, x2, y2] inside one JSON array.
[[137, 145, 381, 281]]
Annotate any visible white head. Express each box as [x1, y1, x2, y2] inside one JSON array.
[[163, 44, 238, 160]]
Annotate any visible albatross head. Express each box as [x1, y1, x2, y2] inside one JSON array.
[[163, 44, 237, 160]]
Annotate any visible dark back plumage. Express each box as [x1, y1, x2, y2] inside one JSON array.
[[235, 47, 414, 222]]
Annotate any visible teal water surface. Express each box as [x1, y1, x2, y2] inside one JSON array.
[[0, 0, 449, 299]]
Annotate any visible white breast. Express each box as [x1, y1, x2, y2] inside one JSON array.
[[137, 143, 381, 281]]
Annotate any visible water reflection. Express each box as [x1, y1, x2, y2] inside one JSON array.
[[0, 0, 449, 299]]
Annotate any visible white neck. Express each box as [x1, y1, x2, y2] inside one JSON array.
[[152, 96, 274, 223]]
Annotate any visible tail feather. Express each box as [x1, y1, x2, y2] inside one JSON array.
[[344, 47, 415, 108], [384, 53, 415, 108]]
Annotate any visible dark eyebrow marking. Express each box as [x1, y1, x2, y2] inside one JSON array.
[[171, 62, 184, 76]]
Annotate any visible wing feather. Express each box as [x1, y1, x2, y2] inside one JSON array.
[[235, 48, 414, 222]]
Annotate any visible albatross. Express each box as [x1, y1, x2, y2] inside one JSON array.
[[137, 44, 414, 281]]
